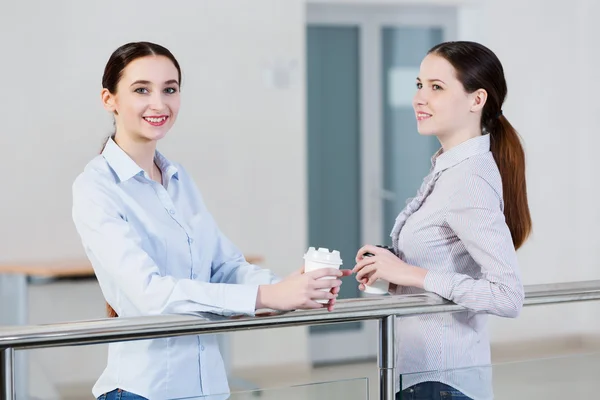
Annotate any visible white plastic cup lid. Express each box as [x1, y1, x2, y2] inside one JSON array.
[[303, 247, 343, 265]]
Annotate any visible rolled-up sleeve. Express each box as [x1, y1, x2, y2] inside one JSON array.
[[72, 176, 260, 317], [423, 173, 524, 318]]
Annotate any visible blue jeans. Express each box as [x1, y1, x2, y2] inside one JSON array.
[[98, 389, 148, 400], [397, 382, 473, 400]]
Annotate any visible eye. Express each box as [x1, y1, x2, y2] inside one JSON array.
[[164, 87, 178, 94], [134, 87, 149, 94], [416, 82, 423, 89], [432, 84, 443, 91]]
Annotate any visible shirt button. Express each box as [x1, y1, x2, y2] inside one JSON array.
[[192, 273, 198, 279], [200, 345, 205, 351], [169, 209, 176, 215], [188, 237, 194, 244]]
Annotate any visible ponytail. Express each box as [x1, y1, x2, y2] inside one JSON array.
[[426, 41, 532, 249], [489, 116, 532, 249]]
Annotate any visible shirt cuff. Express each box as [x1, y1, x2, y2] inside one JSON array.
[[223, 284, 259, 316]]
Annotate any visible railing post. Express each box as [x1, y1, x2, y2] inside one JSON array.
[[1, 348, 15, 400], [379, 315, 396, 400]]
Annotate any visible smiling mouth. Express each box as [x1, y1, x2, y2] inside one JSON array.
[[416, 112, 432, 121], [143, 116, 168, 126]]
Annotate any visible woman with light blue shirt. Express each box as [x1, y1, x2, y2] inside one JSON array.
[[353, 42, 532, 399], [72, 42, 348, 400]]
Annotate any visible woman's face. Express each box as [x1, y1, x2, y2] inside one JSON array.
[[413, 53, 485, 143], [102, 55, 180, 143]]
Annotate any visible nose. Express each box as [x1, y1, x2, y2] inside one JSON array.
[[149, 91, 166, 111], [413, 90, 427, 107]]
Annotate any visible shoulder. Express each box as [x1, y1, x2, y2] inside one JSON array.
[[72, 155, 122, 209], [445, 153, 503, 209], [448, 153, 501, 194]]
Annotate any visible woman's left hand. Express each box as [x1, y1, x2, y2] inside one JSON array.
[[352, 245, 427, 289]]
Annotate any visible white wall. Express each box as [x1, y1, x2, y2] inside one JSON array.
[[456, 0, 600, 343], [574, 0, 600, 338]]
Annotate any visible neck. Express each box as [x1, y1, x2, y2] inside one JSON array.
[[113, 131, 157, 176], [438, 126, 482, 152]]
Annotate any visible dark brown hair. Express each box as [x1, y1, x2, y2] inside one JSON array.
[[428, 41, 531, 249], [102, 41, 181, 94], [101, 42, 182, 317]]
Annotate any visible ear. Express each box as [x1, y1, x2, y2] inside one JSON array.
[[101, 88, 117, 114], [470, 88, 488, 113]]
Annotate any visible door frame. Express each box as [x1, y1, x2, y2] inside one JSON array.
[[306, 3, 462, 365]]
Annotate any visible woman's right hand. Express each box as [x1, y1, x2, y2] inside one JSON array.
[[256, 268, 345, 311]]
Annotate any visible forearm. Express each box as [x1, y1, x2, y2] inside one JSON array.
[[390, 264, 428, 289], [423, 270, 524, 317]]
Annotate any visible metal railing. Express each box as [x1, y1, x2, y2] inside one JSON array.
[[2, 280, 600, 400]]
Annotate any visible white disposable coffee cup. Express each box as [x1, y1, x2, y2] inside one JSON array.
[[303, 247, 343, 304], [361, 251, 389, 295], [363, 279, 390, 295]]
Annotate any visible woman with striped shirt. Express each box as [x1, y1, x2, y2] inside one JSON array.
[[353, 41, 532, 400]]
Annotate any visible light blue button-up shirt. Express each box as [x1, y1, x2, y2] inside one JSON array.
[[72, 138, 279, 400]]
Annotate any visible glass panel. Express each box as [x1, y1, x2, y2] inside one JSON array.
[[381, 27, 443, 245], [306, 25, 362, 333], [173, 377, 369, 400], [400, 351, 600, 399]]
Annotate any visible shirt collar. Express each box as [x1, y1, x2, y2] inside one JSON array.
[[102, 137, 179, 183], [432, 134, 491, 174], [154, 148, 179, 182]]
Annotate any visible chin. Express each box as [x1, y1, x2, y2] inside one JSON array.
[[416, 128, 437, 137], [142, 127, 170, 142]]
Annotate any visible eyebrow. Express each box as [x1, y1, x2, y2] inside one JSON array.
[[130, 79, 180, 87], [416, 77, 446, 84]]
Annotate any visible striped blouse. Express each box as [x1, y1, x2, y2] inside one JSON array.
[[391, 134, 524, 400]]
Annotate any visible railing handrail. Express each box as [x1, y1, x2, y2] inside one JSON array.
[[2, 280, 600, 400], [1, 280, 600, 350]]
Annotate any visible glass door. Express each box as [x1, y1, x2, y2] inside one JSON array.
[[306, 3, 457, 364]]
